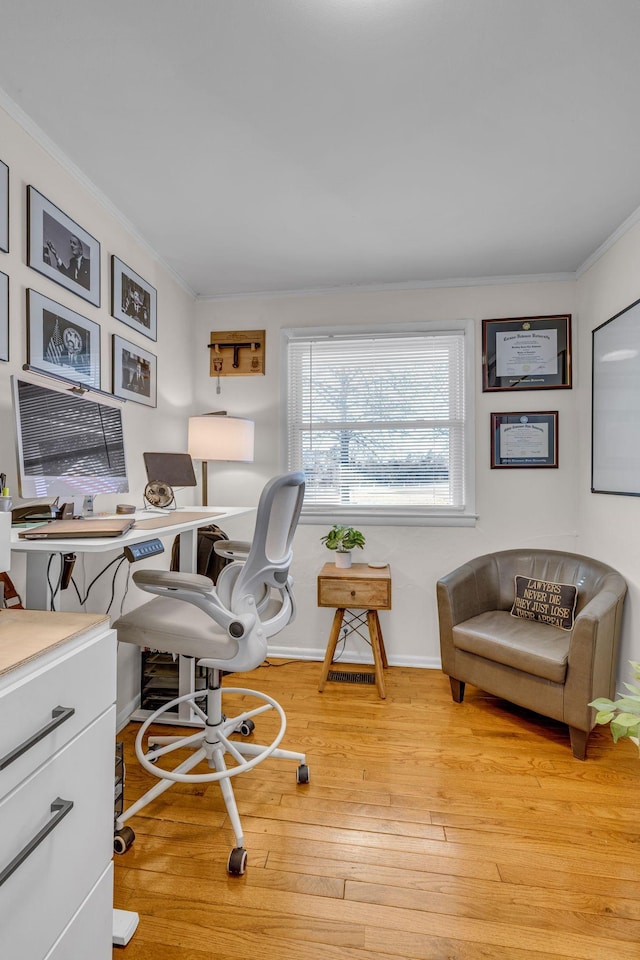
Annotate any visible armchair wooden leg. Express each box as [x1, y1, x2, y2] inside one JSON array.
[[449, 677, 465, 703], [569, 727, 588, 760]]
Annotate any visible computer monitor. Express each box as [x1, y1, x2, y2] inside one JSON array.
[[12, 375, 129, 500]]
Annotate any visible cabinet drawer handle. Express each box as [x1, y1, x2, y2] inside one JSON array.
[[0, 797, 73, 887], [351, 591, 356, 597], [0, 706, 75, 771]]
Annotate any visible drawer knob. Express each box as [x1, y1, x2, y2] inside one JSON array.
[[351, 590, 356, 597]]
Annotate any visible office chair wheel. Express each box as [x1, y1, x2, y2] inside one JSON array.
[[236, 718, 255, 736], [114, 826, 135, 855], [227, 846, 248, 876], [296, 763, 310, 784]]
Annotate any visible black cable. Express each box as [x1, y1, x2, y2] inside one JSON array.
[[70, 577, 83, 605], [70, 553, 125, 607], [263, 658, 305, 667], [46, 555, 64, 612], [106, 557, 128, 615]]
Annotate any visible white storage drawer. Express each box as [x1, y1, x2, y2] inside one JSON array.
[[0, 628, 116, 798], [45, 863, 113, 960], [0, 706, 115, 960]]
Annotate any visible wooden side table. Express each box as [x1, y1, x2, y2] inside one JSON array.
[[317, 562, 392, 698]]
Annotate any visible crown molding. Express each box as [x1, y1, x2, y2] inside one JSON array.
[[577, 203, 640, 278], [198, 271, 576, 302], [0, 87, 196, 300]]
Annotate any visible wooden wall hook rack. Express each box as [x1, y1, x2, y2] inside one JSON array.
[[208, 329, 265, 378], [208, 340, 261, 368]]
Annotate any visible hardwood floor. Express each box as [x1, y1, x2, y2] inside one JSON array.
[[113, 661, 640, 959]]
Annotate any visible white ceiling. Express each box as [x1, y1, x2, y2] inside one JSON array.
[[2, 0, 640, 298]]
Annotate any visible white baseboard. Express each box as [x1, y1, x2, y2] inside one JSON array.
[[266, 644, 441, 670], [117, 694, 140, 733]]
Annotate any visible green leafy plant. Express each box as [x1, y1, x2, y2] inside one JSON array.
[[590, 660, 640, 755], [320, 524, 365, 553]]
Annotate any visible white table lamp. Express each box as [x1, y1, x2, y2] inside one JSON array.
[[188, 413, 254, 506]]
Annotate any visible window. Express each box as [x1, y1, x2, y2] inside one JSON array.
[[284, 321, 475, 525]]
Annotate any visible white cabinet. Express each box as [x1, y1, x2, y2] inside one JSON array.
[[0, 612, 116, 960]]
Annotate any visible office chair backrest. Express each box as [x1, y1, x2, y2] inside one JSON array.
[[222, 472, 305, 632]]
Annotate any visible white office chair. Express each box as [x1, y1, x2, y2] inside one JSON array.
[[113, 471, 308, 875]]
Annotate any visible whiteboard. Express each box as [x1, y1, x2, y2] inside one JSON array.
[[592, 298, 640, 496]]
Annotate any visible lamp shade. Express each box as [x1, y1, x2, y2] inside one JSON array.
[[188, 415, 255, 463]]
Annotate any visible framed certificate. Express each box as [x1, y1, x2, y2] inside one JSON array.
[[482, 315, 571, 391], [491, 412, 558, 468]]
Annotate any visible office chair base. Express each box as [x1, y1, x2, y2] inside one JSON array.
[[116, 684, 308, 874]]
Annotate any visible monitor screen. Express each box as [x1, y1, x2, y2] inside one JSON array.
[[12, 376, 129, 499], [143, 452, 197, 487]]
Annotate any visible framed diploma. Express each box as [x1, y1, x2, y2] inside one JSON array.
[[482, 315, 571, 391], [491, 412, 558, 468]]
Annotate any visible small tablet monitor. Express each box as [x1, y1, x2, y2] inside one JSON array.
[[143, 452, 197, 487]]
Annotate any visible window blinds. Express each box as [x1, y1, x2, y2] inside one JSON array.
[[286, 331, 467, 512]]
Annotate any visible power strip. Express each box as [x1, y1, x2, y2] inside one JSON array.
[[123, 538, 165, 563]]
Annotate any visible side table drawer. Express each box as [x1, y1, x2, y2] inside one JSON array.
[[318, 577, 391, 609]]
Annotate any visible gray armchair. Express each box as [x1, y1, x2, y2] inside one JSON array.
[[436, 549, 627, 759]]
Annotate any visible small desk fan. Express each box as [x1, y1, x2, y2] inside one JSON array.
[[143, 480, 175, 510]]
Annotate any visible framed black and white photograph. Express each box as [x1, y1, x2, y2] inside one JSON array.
[[0, 271, 8, 361], [491, 411, 558, 468], [111, 256, 157, 341], [0, 159, 8, 253], [482, 315, 572, 391], [27, 186, 101, 306], [27, 289, 101, 388], [112, 334, 156, 407]]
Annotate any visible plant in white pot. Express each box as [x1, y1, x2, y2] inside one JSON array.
[[589, 660, 640, 755], [320, 524, 365, 569]]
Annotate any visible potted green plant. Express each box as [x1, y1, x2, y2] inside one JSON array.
[[320, 524, 365, 569], [590, 660, 640, 756]]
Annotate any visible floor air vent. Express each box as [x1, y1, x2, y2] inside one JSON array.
[[327, 670, 375, 684]]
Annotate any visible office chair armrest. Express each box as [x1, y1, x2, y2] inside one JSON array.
[[214, 540, 252, 560], [132, 569, 214, 595]]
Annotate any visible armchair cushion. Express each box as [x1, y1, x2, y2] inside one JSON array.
[[510, 576, 578, 631], [453, 610, 569, 683]]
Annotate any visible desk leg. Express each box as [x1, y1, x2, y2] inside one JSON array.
[[25, 553, 53, 610], [176, 527, 198, 723], [318, 608, 345, 692], [367, 610, 387, 699]]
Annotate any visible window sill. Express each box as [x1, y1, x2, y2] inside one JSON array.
[[299, 506, 478, 527]]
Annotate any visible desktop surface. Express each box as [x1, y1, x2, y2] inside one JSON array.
[[11, 506, 251, 553]]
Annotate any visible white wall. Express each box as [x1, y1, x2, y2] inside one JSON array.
[[3, 90, 638, 693], [0, 103, 197, 719], [195, 279, 577, 666], [576, 224, 640, 674]]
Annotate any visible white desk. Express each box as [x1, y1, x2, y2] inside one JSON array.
[[11, 506, 253, 724], [11, 507, 251, 610]]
